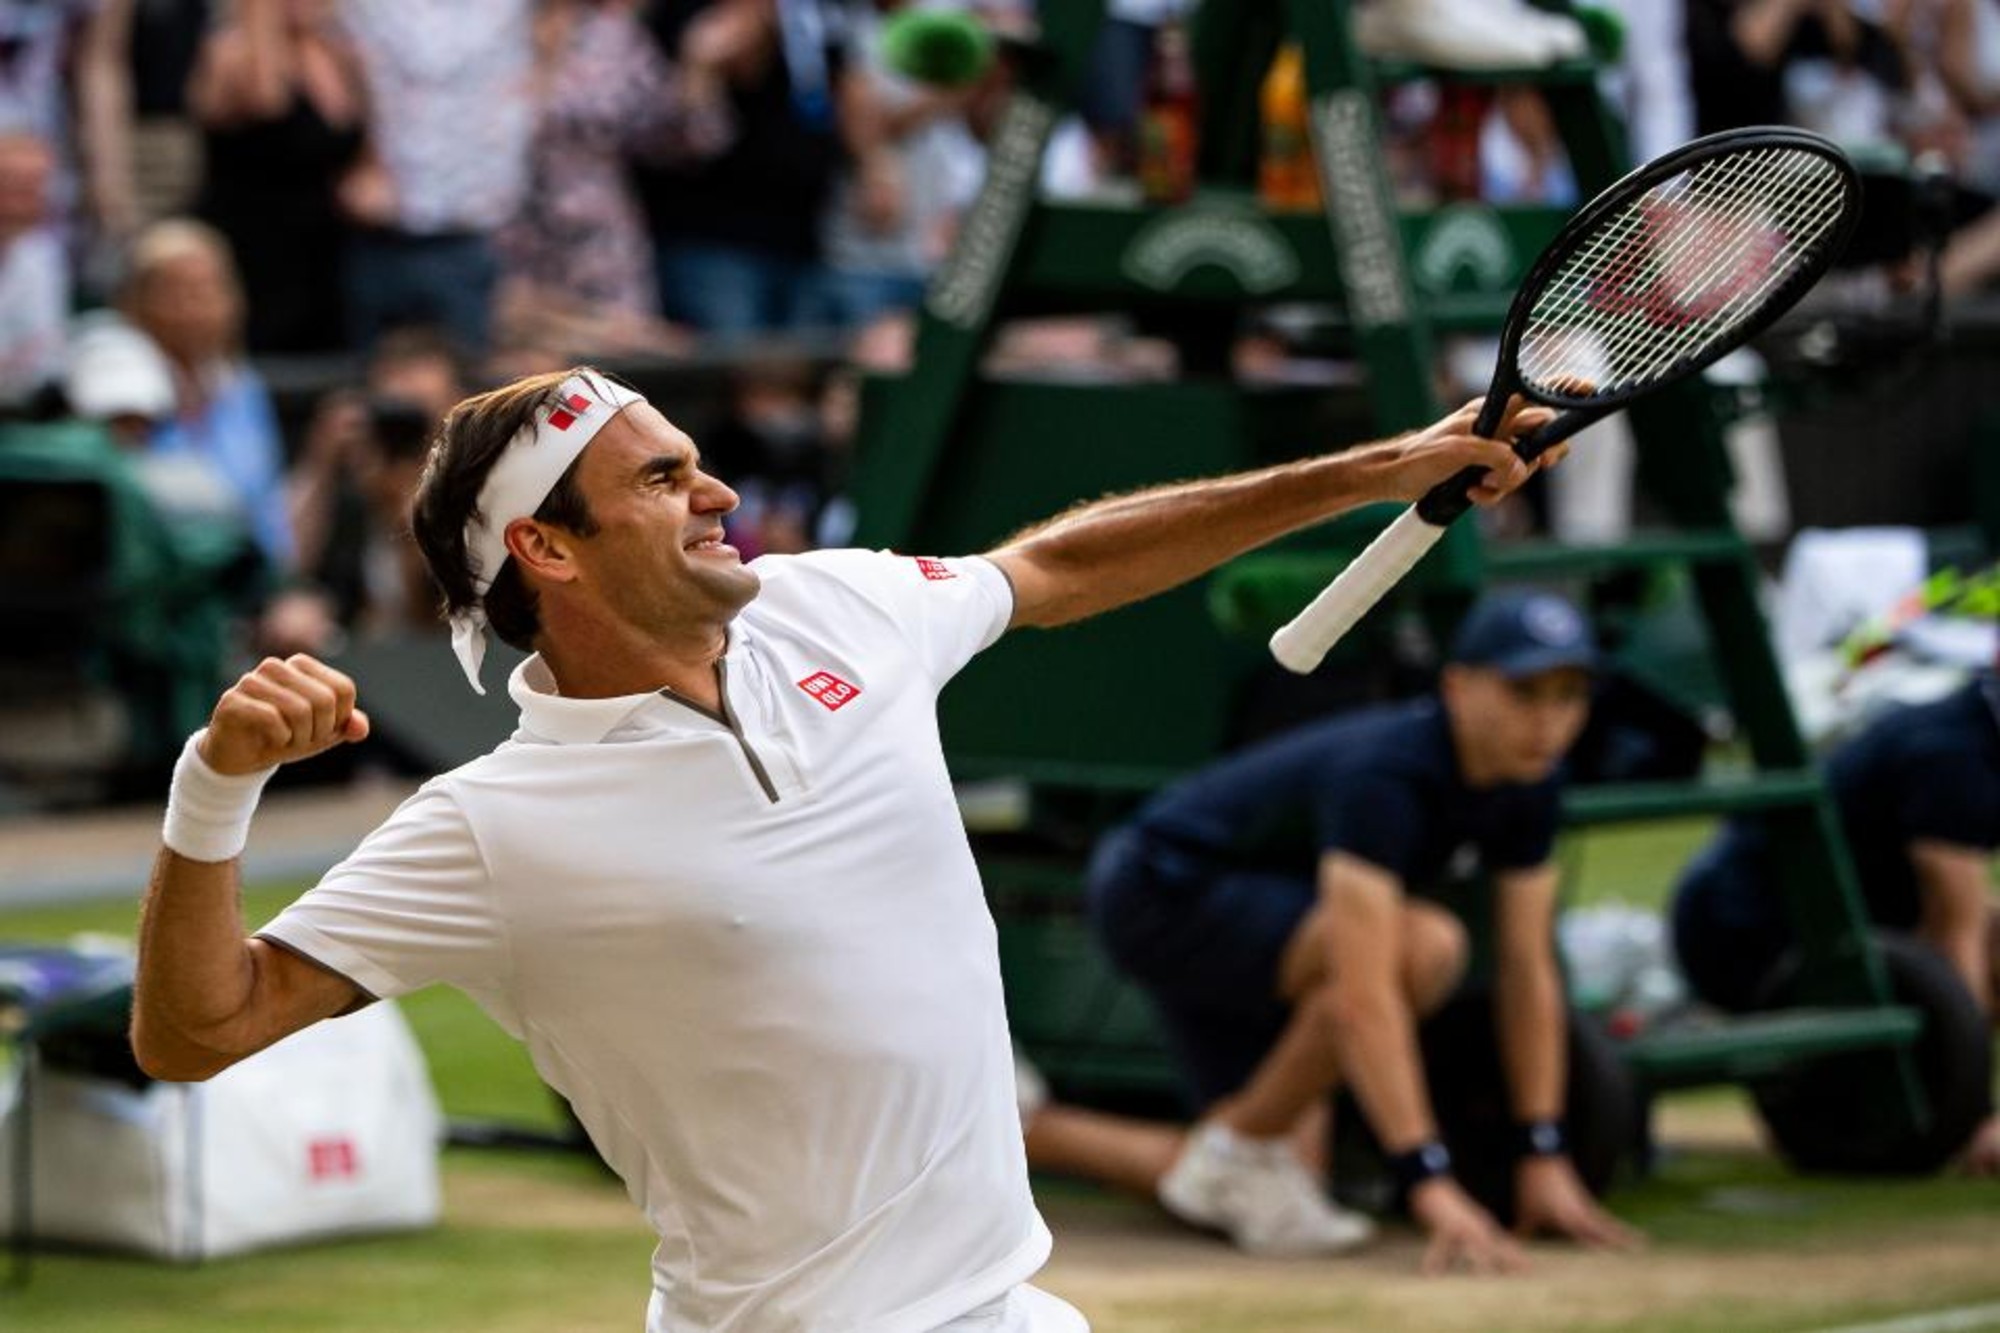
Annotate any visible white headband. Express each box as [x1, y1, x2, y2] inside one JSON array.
[[448, 370, 645, 693]]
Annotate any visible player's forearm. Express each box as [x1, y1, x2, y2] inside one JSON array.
[[993, 441, 1409, 628], [131, 849, 265, 1078], [1330, 980, 1440, 1152], [1495, 952, 1567, 1123]]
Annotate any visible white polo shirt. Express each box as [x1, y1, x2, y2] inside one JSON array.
[[258, 550, 1052, 1333]]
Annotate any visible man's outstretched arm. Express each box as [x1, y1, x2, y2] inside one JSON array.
[[988, 397, 1557, 629]]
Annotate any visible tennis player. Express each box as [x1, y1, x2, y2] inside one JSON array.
[[1088, 590, 1640, 1270], [130, 369, 1554, 1332]]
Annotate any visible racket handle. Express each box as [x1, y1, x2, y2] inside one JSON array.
[[1269, 506, 1448, 674]]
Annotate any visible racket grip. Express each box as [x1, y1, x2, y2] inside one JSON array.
[[1412, 412, 1592, 525], [1269, 506, 1448, 674]]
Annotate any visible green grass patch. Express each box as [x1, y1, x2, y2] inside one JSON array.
[[1561, 817, 1716, 912], [4, 1177, 655, 1333], [1616, 1141, 2000, 1247]]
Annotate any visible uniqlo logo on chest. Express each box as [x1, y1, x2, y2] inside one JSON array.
[[308, 1137, 359, 1182], [797, 671, 861, 711], [914, 557, 956, 581]]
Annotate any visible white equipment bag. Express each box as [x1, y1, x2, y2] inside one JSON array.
[[0, 1000, 442, 1260]]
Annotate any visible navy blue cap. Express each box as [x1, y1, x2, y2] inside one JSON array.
[[1449, 590, 1598, 678]]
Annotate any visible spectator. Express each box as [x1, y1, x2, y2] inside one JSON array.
[[1685, 0, 1908, 136], [286, 390, 436, 637], [703, 357, 836, 557], [363, 323, 467, 424], [0, 132, 69, 409], [0, 0, 138, 250], [637, 0, 850, 336], [65, 313, 174, 446], [119, 218, 292, 570], [188, 0, 367, 354], [811, 0, 983, 330], [289, 327, 468, 636], [65, 312, 246, 538], [1595, 0, 1696, 164], [128, 0, 211, 222], [496, 0, 735, 358], [337, 0, 534, 352]]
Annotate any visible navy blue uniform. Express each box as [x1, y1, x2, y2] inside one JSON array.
[[1088, 698, 1562, 1106], [1673, 678, 2000, 1011]]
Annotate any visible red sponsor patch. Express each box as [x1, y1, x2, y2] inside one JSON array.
[[797, 671, 861, 711], [308, 1137, 359, 1181], [545, 393, 591, 432], [914, 556, 956, 581]]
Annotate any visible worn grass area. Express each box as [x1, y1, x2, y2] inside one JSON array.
[[11, 1133, 1999, 1333]]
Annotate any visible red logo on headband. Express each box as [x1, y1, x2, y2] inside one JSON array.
[[546, 392, 592, 432]]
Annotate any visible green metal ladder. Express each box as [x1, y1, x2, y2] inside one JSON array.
[[848, 0, 1928, 1132]]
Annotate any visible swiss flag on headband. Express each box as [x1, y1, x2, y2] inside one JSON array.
[[546, 392, 592, 432]]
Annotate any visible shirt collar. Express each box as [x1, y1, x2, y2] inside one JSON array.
[[508, 654, 663, 745], [505, 625, 757, 745]]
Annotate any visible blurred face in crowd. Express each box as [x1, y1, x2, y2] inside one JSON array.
[[0, 133, 51, 245], [370, 352, 464, 424], [1441, 664, 1592, 787], [126, 235, 244, 368]]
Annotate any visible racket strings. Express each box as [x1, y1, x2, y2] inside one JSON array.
[[1520, 146, 1849, 397], [1526, 149, 1841, 388], [1525, 149, 1844, 389], [1526, 149, 1836, 377], [1597, 152, 1845, 380]]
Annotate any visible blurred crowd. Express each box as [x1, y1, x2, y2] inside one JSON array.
[[4, 0, 2000, 779]]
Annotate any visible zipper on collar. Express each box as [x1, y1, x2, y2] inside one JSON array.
[[713, 659, 780, 804], [653, 659, 782, 805]]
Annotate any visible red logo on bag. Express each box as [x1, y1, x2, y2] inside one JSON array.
[[914, 557, 956, 581], [797, 671, 861, 711], [308, 1138, 359, 1181], [545, 392, 592, 431]]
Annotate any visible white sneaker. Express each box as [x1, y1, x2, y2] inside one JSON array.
[[1157, 1122, 1376, 1258], [1355, 0, 1586, 69]]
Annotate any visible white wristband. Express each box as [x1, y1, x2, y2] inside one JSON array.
[[162, 730, 277, 863]]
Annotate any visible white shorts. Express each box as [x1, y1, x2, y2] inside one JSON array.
[[936, 1284, 1089, 1333]]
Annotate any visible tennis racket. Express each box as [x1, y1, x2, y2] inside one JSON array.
[[1270, 126, 1861, 674]]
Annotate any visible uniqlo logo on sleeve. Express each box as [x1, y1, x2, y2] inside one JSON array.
[[308, 1137, 359, 1181], [914, 557, 956, 581], [797, 671, 861, 711]]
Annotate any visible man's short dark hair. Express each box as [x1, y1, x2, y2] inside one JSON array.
[[410, 368, 602, 651]]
